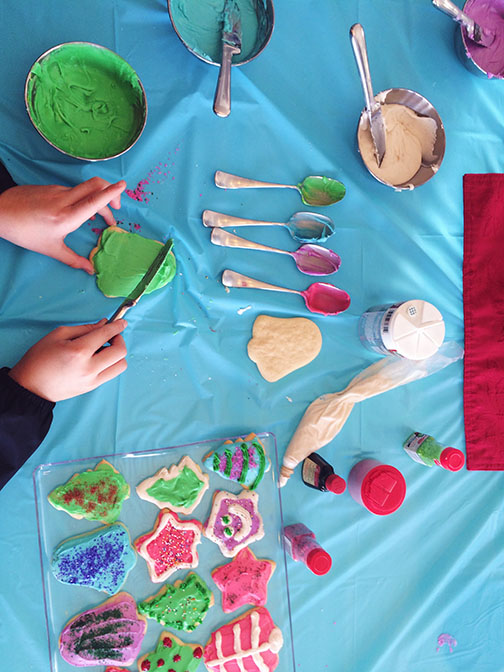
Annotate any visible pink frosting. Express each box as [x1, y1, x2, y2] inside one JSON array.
[[464, 0, 504, 76]]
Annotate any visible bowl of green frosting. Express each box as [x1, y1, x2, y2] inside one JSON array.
[[25, 42, 147, 161]]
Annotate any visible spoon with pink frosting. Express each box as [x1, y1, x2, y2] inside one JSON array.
[[222, 269, 351, 316]]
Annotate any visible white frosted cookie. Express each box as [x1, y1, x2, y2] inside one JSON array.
[[136, 456, 210, 514], [247, 315, 322, 382], [204, 490, 264, 558]]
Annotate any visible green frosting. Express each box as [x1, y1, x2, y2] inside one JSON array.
[[170, 0, 267, 64], [48, 461, 129, 523], [298, 176, 346, 206], [146, 466, 205, 508], [26, 43, 146, 159], [138, 573, 212, 631], [92, 227, 176, 298]]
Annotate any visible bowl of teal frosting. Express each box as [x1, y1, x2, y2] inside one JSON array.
[[167, 0, 274, 66], [25, 42, 147, 161]]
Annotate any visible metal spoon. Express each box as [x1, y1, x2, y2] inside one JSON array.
[[211, 228, 341, 275], [222, 269, 351, 316], [202, 209, 336, 243], [432, 0, 495, 47], [215, 170, 346, 206]]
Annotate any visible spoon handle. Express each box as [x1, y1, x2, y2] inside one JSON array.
[[211, 228, 290, 255], [202, 209, 284, 228], [215, 170, 296, 190], [349, 24, 379, 115], [222, 269, 299, 295]]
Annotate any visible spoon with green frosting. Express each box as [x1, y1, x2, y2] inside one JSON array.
[[215, 170, 346, 206]]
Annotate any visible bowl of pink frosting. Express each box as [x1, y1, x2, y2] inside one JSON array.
[[457, 0, 504, 78]]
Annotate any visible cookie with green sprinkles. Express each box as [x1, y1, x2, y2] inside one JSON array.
[[137, 632, 203, 672], [138, 571, 214, 631], [48, 459, 130, 523], [202, 433, 270, 490]]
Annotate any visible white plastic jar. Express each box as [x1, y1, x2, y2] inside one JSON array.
[[358, 300, 445, 360]]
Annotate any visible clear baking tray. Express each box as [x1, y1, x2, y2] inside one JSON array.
[[33, 432, 295, 672]]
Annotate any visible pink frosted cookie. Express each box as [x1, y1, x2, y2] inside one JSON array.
[[136, 456, 210, 514], [204, 490, 264, 558], [135, 509, 202, 582], [203, 606, 283, 672], [211, 547, 275, 613], [105, 668, 130, 672], [59, 592, 146, 667]]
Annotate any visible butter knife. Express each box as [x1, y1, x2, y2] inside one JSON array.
[[350, 23, 386, 167], [107, 238, 174, 322], [213, 0, 242, 118], [432, 0, 495, 48]]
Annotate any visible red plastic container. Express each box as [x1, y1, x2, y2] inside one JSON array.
[[348, 458, 406, 515]]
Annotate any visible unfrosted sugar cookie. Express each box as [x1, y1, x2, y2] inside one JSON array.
[[247, 315, 322, 382], [51, 522, 136, 594], [59, 592, 146, 667], [137, 632, 203, 672], [203, 606, 283, 672], [138, 571, 213, 631], [135, 509, 202, 582], [89, 225, 176, 298], [204, 490, 264, 558], [211, 547, 275, 613], [202, 433, 270, 490], [136, 456, 209, 514], [47, 459, 130, 523]]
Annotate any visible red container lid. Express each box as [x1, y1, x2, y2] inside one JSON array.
[[306, 548, 332, 575], [361, 464, 406, 515], [439, 447, 465, 471], [326, 473, 346, 494]]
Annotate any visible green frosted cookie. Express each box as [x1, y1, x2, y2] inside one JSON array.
[[48, 459, 130, 523], [138, 572, 214, 631]]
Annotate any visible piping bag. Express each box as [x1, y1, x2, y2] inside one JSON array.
[[279, 341, 464, 486]]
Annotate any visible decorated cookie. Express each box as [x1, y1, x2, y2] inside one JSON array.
[[247, 315, 322, 382], [137, 632, 203, 672], [105, 668, 130, 672], [203, 606, 283, 672], [138, 571, 213, 631], [211, 547, 275, 613], [90, 225, 176, 298], [59, 592, 146, 667], [48, 459, 130, 523], [202, 433, 270, 490], [135, 509, 202, 582], [204, 490, 264, 558], [51, 522, 136, 594], [136, 456, 210, 514]]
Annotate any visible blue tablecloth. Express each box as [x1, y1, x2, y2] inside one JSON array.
[[1, 1, 503, 671]]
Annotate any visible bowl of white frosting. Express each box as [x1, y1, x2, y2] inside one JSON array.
[[356, 88, 446, 191]]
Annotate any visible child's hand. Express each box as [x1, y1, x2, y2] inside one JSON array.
[[0, 177, 126, 274], [8, 319, 128, 402]]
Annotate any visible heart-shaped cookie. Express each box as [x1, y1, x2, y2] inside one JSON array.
[[247, 315, 322, 382]]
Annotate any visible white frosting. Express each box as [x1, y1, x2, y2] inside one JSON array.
[[228, 503, 253, 542], [359, 104, 438, 186]]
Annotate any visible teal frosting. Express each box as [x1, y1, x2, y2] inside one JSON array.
[[170, 0, 268, 64], [203, 437, 268, 489]]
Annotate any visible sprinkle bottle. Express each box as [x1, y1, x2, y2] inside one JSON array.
[[403, 432, 465, 471], [302, 453, 346, 494], [283, 523, 332, 575]]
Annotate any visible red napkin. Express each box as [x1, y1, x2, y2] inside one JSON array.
[[463, 174, 504, 470]]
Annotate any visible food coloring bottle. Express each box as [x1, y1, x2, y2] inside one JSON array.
[[403, 432, 465, 471], [302, 453, 346, 494], [283, 523, 332, 575]]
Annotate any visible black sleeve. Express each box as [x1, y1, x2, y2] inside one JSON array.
[[0, 161, 16, 194], [0, 367, 55, 490]]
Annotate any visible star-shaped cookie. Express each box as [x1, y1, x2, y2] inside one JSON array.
[[135, 510, 202, 582], [211, 547, 275, 613]]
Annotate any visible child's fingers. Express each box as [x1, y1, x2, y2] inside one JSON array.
[[95, 357, 128, 386]]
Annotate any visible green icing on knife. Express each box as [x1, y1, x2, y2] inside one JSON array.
[[92, 227, 176, 298], [26, 43, 146, 159], [146, 466, 205, 508]]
